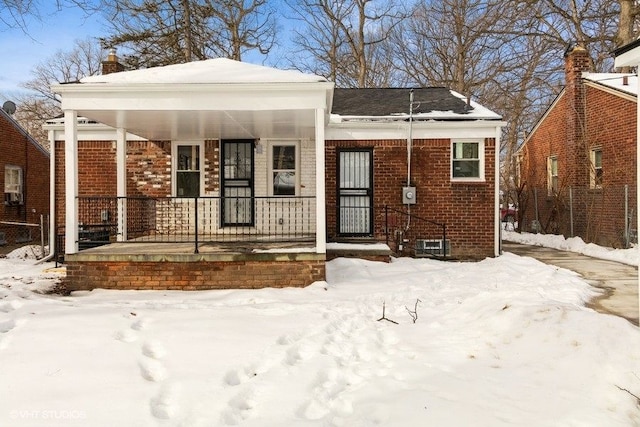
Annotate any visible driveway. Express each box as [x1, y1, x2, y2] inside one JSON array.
[[502, 241, 639, 326]]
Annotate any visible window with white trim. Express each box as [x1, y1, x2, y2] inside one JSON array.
[[547, 156, 558, 195], [269, 142, 298, 196], [451, 141, 484, 180], [590, 148, 602, 189], [172, 142, 203, 197], [4, 165, 23, 204]]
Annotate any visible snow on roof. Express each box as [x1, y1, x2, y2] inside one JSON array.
[[330, 88, 501, 122], [80, 58, 329, 85], [582, 72, 638, 97]]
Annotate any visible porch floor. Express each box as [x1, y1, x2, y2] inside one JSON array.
[[69, 240, 319, 263], [67, 240, 392, 263]]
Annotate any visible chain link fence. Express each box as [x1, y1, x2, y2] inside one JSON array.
[[511, 185, 636, 248], [0, 215, 50, 258]]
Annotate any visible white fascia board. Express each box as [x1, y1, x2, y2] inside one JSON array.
[[614, 48, 640, 68], [52, 82, 333, 112], [583, 80, 637, 103], [326, 120, 506, 141], [44, 122, 147, 142]]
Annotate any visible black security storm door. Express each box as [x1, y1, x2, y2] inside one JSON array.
[[222, 140, 254, 226], [337, 149, 373, 236]]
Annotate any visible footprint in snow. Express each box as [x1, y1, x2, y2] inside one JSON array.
[[139, 358, 167, 382], [114, 329, 138, 343], [142, 340, 166, 360], [0, 300, 22, 313], [224, 368, 256, 387], [131, 318, 150, 331], [0, 318, 16, 333], [221, 388, 257, 425], [150, 382, 181, 420]]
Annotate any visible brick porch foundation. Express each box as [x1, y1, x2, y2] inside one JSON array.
[[64, 253, 326, 291]]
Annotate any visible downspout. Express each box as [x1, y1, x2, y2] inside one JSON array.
[[38, 128, 56, 263], [405, 89, 414, 230], [407, 89, 413, 194]]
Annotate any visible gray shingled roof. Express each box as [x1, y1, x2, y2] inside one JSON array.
[[331, 88, 473, 116]]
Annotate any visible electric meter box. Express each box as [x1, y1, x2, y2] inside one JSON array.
[[402, 186, 416, 205]]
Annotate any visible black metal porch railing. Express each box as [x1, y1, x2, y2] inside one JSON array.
[[76, 196, 316, 253], [383, 205, 448, 258]]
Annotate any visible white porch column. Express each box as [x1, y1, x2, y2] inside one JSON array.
[[315, 108, 327, 254], [64, 110, 79, 254], [116, 127, 127, 241], [48, 128, 56, 257]]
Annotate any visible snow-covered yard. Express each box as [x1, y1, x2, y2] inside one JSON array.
[[0, 242, 639, 426]]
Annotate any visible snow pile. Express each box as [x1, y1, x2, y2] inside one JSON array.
[[4, 245, 45, 260], [0, 254, 638, 426], [503, 230, 639, 266]]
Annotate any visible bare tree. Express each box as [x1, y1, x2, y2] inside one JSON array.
[[13, 38, 104, 146], [525, 0, 621, 70], [286, 0, 406, 87], [0, 0, 94, 31], [99, 0, 277, 67]]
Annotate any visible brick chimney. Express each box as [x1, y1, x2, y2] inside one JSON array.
[[563, 44, 591, 186], [102, 48, 125, 75]]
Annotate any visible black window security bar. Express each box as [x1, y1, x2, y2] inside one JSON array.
[[75, 196, 316, 253]]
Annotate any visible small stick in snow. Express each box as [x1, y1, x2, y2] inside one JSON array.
[[405, 298, 421, 323], [615, 385, 640, 405], [377, 301, 398, 324]]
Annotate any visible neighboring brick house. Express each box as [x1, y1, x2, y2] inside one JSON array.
[[48, 53, 504, 291], [517, 45, 637, 247], [0, 105, 50, 245]]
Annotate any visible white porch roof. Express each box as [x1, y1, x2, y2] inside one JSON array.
[[51, 58, 334, 140]]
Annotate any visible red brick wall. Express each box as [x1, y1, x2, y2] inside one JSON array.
[[64, 258, 325, 290], [519, 53, 637, 246], [326, 138, 497, 259], [126, 141, 171, 197], [0, 113, 50, 243], [55, 140, 221, 231]]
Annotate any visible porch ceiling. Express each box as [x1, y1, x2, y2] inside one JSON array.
[[80, 108, 317, 140]]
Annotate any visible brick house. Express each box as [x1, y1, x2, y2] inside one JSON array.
[[516, 45, 637, 247], [48, 54, 504, 291], [0, 105, 50, 245]]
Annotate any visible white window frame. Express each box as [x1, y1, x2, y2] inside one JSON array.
[[451, 140, 485, 182], [267, 140, 300, 196], [4, 165, 23, 204], [171, 141, 205, 197], [590, 147, 603, 189], [547, 155, 558, 195]]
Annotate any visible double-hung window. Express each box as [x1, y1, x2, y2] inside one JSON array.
[[4, 165, 23, 204], [269, 142, 298, 196], [451, 141, 484, 181], [590, 148, 602, 189], [547, 156, 558, 195], [172, 142, 203, 197]]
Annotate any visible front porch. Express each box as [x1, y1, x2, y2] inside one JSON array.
[[49, 59, 334, 290]]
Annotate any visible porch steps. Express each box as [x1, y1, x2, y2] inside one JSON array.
[[326, 241, 391, 263]]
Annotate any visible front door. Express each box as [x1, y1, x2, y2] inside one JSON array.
[[337, 149, 373, 236], [222, 140, 254, 226]]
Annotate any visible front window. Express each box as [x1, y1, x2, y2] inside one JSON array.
[[173, 143, 203, 197], [590, 148, 602, 189], [452, 141, 483, 180], [4, 165, 23, 204], [547, 156, 558, 195], [270, 143, 298, 196]]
